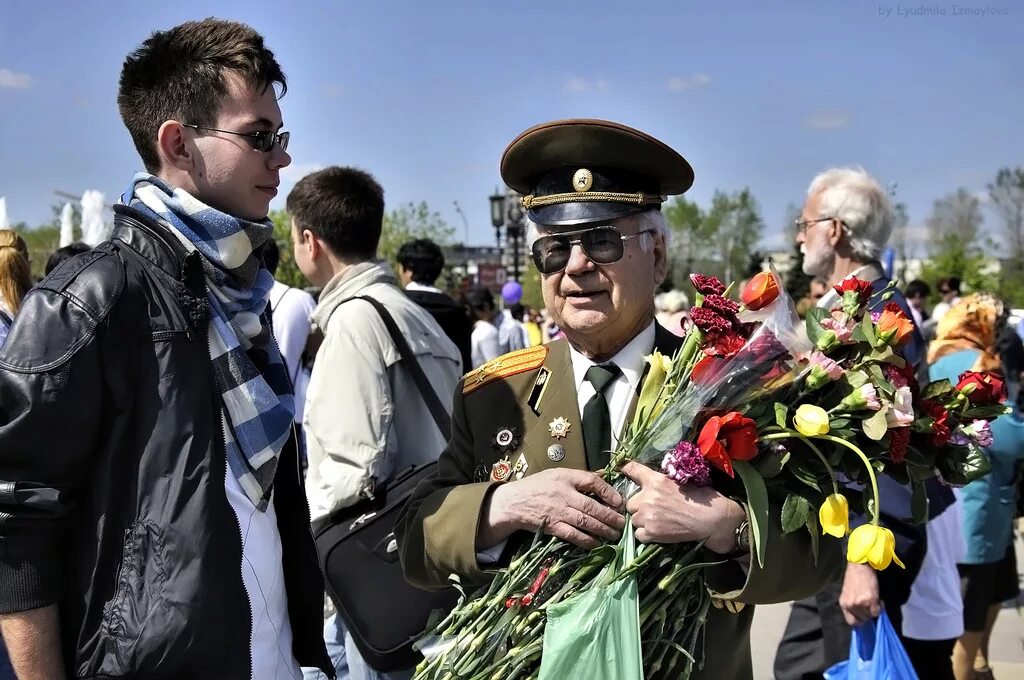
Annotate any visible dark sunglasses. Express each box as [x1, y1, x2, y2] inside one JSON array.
[[531, 226, 654, 274], [183, 124, 290, 152]]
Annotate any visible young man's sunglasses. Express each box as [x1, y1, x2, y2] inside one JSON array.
[[183, 124, 290, 152], [531, 225, 654, 274]]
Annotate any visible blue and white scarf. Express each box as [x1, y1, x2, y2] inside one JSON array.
[[123, 173, 294, 511]]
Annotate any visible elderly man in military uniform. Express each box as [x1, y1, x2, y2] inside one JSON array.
[[396, 119, 841, 679]]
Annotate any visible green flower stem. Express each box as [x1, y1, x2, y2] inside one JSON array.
[[760, 429, 840, 496], [811, 433, 881, 524]]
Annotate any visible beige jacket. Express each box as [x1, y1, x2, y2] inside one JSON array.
[[304, 261, 461, 522]]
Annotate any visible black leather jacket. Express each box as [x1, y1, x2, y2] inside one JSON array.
[[0, 206, 333, 678]]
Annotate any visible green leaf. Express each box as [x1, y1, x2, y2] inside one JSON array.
[[774, 403, 789, 430], [733, 460, 769, 569], [788, 459, 822, 493], [935, 443, 992, 486], [755, 449, 790, 478], [829, 417, 851, 430], [860, 312, 877, 345], [867, 365, 894, 398], [862, 409, 889, 441], [862, 485, 878, 522], [805, 307, 828, 346], [910, 479, 928, 525], [846, 371, 869, 389], [923, 379, 956, 400], [963, 404, 1013, 419], [805, 514, 820, 566], [781, 494, 812, 534]]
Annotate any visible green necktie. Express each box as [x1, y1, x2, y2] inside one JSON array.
[[583, 363, 621, 471]]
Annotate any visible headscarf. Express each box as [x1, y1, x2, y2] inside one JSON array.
[[926, 292, 1004, 373]]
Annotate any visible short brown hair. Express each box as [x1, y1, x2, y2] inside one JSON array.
[[287, 167, 385, 260], [118, 18, 286, 173]]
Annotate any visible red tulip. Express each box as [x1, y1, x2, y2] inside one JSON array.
[[741, 271, 780, 311], [697, 412, 759, 477]]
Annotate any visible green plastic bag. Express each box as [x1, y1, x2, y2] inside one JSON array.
[[538, 522, 644, 680]]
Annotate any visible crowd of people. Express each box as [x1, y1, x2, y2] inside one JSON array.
[[0, 16, 1021, 680]]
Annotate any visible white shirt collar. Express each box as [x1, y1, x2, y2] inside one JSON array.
[[406, 281, 443, 294], [569, 321, 656, 394]]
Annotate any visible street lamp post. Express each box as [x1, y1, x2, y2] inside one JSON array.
[[489, 187, 526, 282]]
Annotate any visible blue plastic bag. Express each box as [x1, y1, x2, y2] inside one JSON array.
[[823, 610, 919, 680]]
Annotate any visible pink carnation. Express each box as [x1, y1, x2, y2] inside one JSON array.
[[885, 386, 915, 427], [821, 312, 855, 343], [661, 441, 712, 487], [810, 351, 844, 380]]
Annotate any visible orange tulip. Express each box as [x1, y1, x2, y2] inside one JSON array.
[[741, 271, 780, 311], [875, 303, 915, 347]]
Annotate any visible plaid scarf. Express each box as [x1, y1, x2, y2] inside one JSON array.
[[123, 173, 294, 511]]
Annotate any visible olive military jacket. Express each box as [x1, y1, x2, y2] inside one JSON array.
[[396, 325, 841, 679]]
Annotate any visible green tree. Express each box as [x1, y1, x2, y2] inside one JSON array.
[[918, 189, 995, 295], [662, 196, 709, 288], [268, 201, 456, 290], [890, 202, 910, 285], [14, 223, 61, 280], [707, 188, 764, 283], [987, 168, 1024, 304]]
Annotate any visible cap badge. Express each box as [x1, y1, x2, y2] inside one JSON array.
[[548, 417, 571, 439], [573, 168, 594, 193]]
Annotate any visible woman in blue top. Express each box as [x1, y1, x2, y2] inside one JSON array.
[[928, 293, 1024, 680]]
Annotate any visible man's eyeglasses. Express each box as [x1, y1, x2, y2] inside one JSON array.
[[183, 124, 290, 152], [531, 226, 654, 274], [794, 216, 837, 234]]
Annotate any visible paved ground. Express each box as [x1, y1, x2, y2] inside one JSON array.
[[750, 535, 1024, 679]]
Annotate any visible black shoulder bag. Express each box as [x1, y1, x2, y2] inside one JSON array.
[[313, 295, 458, 672]]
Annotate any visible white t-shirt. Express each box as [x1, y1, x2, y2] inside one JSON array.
[[224, 470, 302, 679], [269, 280, 316, 423], [900, 500, 965, 640], [471, 320, 502, 368]]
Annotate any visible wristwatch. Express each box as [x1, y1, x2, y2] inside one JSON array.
[[734, 514, 751, 554]]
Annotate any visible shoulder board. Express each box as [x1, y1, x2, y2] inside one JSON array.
[[462, 345, 549, 395]]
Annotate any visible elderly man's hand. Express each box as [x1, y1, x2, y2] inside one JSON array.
[[619, 461, 745, 553], [839, 561, 881, 626], [478, 469, 626, 550]]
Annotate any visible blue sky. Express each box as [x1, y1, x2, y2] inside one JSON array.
[[1, 0, 1022, 253]]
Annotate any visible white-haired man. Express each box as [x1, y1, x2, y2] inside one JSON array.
[[774, 168, 960, 680]]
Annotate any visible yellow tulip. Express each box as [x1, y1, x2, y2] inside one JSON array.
[[847, 524, 905, 570], [635, 351, 673, 426], [794, 404, 830, 437], [818, 494, 850, 538]]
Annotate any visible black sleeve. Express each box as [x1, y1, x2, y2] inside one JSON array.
[[0, 252, 121, 613]]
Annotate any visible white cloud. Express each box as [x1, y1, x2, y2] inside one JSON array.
[[563, 76, 609, 94], [804, 110, 852, 130], [0, 68, 32, 89], [666, 73, 711, 92]]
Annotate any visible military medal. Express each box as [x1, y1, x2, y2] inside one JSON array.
[[548, 417, 571, 439], [512, 453, 529, 480], [547, 444, 566, 462], [490, 456, 513, 483], [492, 427, 520, 454]]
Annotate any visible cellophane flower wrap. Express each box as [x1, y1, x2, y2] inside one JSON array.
[[412, 267, 1004, 680]]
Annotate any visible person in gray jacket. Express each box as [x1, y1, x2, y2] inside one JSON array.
[[288, 167, 461, 680]]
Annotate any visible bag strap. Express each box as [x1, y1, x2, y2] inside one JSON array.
[[350, 295, 451, 439]]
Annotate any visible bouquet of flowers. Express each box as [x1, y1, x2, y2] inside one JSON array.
[[411, 270, 1004, 680]]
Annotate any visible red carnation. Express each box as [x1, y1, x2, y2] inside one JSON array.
[[923, 400, 951, 448], [691, 307, 732, 334], [833, 277, 873, 304], [690, 273, 726, 296], [888, 427, 910, 464], [703, 294, 740, 319], [704, 330, 747, 359], [956, 371, 1007, 405]]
